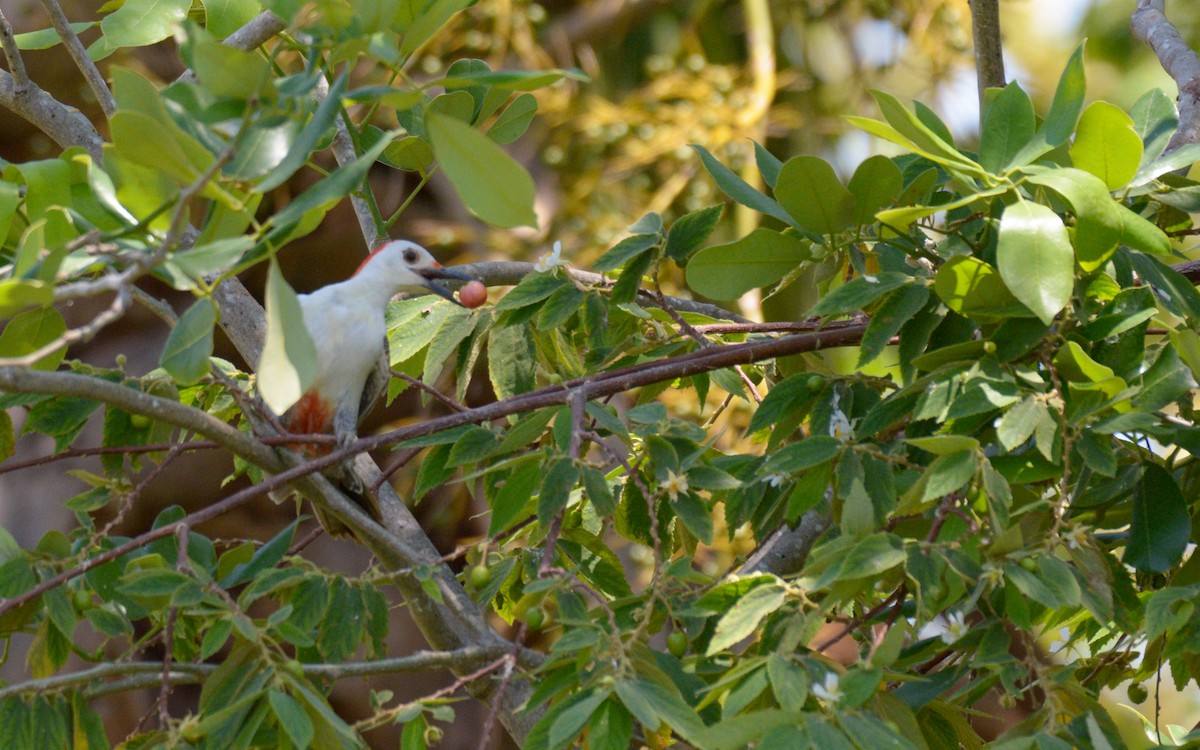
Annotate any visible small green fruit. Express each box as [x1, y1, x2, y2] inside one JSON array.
[[1020, 557, 1038, 572], [666, 631, 688, 657], [983, 340, 997, 354], [130, 413, 152, 429], [468, 564, 490, 589], [524, 607, 545, 630], [806, 375, 825, 392], [72, 589, 93, 612]]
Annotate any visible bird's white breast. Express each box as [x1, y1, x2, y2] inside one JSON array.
[[299, 284, 387, 404]]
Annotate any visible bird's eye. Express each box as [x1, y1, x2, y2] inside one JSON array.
[[403, 249, 418, 264]]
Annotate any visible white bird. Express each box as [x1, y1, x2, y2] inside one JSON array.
[[264, 239, 468, 533]]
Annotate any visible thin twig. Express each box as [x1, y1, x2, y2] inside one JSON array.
[[0, 5, 30, 91], [391, 370, 467, 412], [477, 624, 528, 750], [38, 0, 115, 114]]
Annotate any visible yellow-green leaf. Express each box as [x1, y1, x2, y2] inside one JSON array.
[[996, 201, 1074, 326], [258, 261, 317, 415], [1069, 101, 1142, 190], [426, 111, 537, 228]]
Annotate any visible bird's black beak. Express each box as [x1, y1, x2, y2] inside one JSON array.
[[418, 266, 472, 305]]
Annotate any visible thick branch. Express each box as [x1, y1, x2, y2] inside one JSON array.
[[0, 647, 514, 702], [0, 68, 104, 159], [0, 367, 280, 468], [1132, 0, 1200, 152], [969, 0, 1006, 105], [739, 510, 831, 576]]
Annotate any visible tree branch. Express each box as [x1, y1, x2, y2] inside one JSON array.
[[0, 367, 280, 468], [38, 0, 115, 115], [0, 647, 516, 702], [969, 0, 1006, 105], [1132, 0, 1200, 152], [0, 5, 30, 91]]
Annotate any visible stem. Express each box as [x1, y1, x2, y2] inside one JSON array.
[[969, 0, 1006, 107], [38, 0, 116, 115]]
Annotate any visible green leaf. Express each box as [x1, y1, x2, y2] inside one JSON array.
[[1139, 344, 1196, 412], [858, 283, 929, 367], [1024, 167, 1170, 269], [869, 91, 981, 172], [685, 228, 811, 300], [400, 0, 477, 55], [496, 274, 570, 313], [920, 450, 978, 502], [996, 201, 1074, 325], [0, 280, 52, 319], [1012, 43, 1086, 166], [691, 144, 797, 228], [847, 155, 903, 226], [1070, 101, 1143, 189], [538, 458, 580, 521], [810, 272, 911, 317], [765, 436, 842, 474], [766, 654, 808, 711], [707, 581, 786, 655], [905, 435, 979, 455], [592, 234, 659, 273], [489, 459, 541, 535], [14, 21, 97, 49], [99, 0, 190, 50], [487, 92, 538, 144], [168, 236, 254, 280], [427, 111, 538, 228], [488, 321, 536, 398], [665, 204, 724, 266], [159, 297, 216, 386], [821, 533, 906, 586], [256, 73, 347, 194], [109, 111, 201, 185], [0, 411, 12, 464], [775, 156, 854, 235], [1130, 88, 1178, 161], [1127, 251, 1200, 321], [0, 179, 19, 243], [192, 40, 271, 100], [933, 254, 1030, 321], [201, 0, 262, 38], [424, 306, 477, 385], [223, 519, 300, 590], [996, 396, 1043, 451], [979, 81, 1036, 173], [547, 689, 608, 750], [268, 129, 394, 235], [587, 700, 634, 750], [626, 679, 708, 745], [754, 142, 783, 189], [382, 135, 436, 172], [671, 491, 713, 544], [536, 284, 586, 330], [269, 690, 315, 750], [1124, 463, 1190, 573], [0, 308, 67, 370], [258, 260, 317, 415]]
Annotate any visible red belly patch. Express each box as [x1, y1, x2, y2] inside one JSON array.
[[283, 391, 334, 455]]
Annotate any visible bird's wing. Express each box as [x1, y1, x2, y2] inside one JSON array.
[[358, 336, 390, 419]]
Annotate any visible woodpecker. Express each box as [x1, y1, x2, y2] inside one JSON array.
[[265, 239, 470, 533]]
